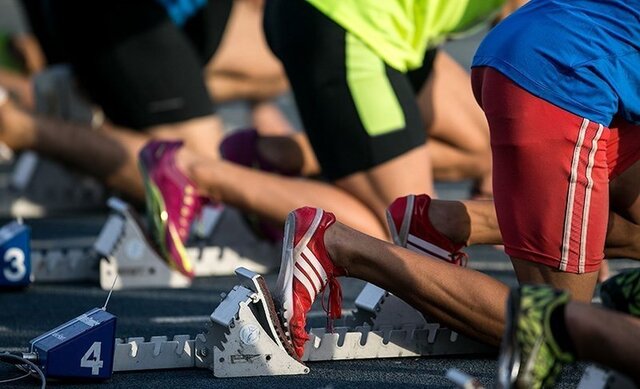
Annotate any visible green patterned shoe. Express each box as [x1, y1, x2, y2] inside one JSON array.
[[600, 269, 640, 317], [498, 285, 575, 389]]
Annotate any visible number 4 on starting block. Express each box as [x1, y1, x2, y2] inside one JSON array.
[[0, 221, 31, 288]]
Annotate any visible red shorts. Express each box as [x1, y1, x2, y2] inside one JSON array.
[[471, 67, 640, 274]]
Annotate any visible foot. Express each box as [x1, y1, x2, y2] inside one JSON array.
[[220, 128, 300, 175], [138, 140, 211, 278], [274, 207, 347, 358], [600, 268, 640, 317], [498, 285, 574, 389], [386, 194, 467, 265]]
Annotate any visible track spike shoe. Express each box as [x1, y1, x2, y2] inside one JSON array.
[[274, 207, 347, 358]]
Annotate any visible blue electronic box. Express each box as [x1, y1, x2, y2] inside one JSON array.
[[29, 308, 117, 380], [0, 221, 31, 287]]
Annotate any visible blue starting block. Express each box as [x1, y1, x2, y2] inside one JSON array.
[[29, 308, 117, 380], [0, 221, 31, 288]]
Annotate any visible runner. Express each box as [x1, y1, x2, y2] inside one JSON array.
[[270, 0, 640, 376]]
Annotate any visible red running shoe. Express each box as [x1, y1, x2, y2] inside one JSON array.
[[139, 141, 211, 278], [386, 194, 467, 266], [274, 207, 347, 359]]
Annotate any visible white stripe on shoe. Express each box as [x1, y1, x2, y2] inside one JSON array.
[[407, 234, 451, 260], [294, 265, 318, 301], [302, 246, 328, 282], [298, 252, 323, 293], [293, 238, 330, 301], [398, 195, 415, 246]]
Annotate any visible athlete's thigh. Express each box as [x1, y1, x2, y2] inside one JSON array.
[[474, 67, 610, 275], [416, 51, 489, 152], [264, 0, 426, 182], [608, 120, 640, 224]]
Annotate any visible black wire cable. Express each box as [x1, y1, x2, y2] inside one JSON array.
[[0, 352, 46, 389], [0, 370, 31, 383]]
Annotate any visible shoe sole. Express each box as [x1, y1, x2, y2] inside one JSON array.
[[254, 272, 302, 362], [139, 157, 191, 275], [497, 288, 522, 389], [275, 211, 297, 332]]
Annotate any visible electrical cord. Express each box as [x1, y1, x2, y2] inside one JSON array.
[[0, 370, 31, 383], [0, 352, 46, 389]]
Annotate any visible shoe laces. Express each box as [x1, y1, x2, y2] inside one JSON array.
[[321, 276, 343, 333], [451, 251, 469, 267]]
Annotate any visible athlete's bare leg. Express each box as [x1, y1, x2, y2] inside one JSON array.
[[510, 259, 599, 302], [205, 0, 288, 102], [179, 150, 388, 240], [417, 52, 493, 196], [566, 302, 640, 381], [251, 51, 493, 196], [0, 96, 222, 200], [420, 160, 640, 261], [335, 145, 434, 226], [325, 220, 507, 345]]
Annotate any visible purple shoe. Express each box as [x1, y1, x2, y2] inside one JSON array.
[[220, 128, 298, 242], [139, 141, 209, 278], [220, 128, 300, 175]]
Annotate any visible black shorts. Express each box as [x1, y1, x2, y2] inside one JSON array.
[[24, 0, 232, 129], [264, 0, 435, 180]]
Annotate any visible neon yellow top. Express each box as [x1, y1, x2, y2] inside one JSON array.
[[307, 0, 506, 72]]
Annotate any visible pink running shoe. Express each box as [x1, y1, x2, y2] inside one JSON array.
[[220, 128, 299, 243], [386, 194, 467, 266], [275, 207, 347, 359], [139, 141, 210, 278]]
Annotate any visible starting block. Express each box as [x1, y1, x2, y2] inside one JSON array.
[[194, 267, 307, 377], [112, 268, 492, 378], [94, 198, 281, 290], [21, 196, 281, 289], [112, 267, 307, 377], [95, 197, 191, 290], [17, 268, 495, 384]]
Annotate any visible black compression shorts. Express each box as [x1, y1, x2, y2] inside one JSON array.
[[264, 0, 436, 180], [23, 0, 232, 129]]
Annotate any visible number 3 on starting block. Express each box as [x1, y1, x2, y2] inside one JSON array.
[[0, 221, 31, 287]]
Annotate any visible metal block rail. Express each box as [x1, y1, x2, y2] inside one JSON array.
[[303, 282, 494, 361], [31, 237, 98, 283]]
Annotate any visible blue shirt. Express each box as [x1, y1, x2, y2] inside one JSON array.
[[156, 0, 207, 26], [473, 0, 640, 126]]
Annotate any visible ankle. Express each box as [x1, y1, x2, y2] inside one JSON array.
[[429, 200, 471, 246], [324, 222, 350, 273]]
